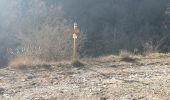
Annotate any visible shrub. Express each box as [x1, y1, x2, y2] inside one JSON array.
[[71, 60, 84, 67], [121, 56, 138, 63]]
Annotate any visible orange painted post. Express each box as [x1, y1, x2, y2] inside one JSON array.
[[73, 37, 76, 59], [68, 22, 79, 60], [73, 22, 78, 60]]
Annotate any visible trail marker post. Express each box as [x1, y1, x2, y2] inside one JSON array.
[[69, 22, 80, 60]]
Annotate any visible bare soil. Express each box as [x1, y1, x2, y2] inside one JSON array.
[[0, 56, 170, 100]]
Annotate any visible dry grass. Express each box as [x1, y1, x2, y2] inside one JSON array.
[[83, 55, 120, 64], [120, 56, 139, 63], [97, 55, 120, 62], [119, 49, 134, 58], [82, 54, 140, 64], [8, 53, 170, 70], [144, 53, 170, 59], [9, 56, 45, 68]]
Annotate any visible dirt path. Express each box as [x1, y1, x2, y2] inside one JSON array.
[[0, 57, 170, 100]]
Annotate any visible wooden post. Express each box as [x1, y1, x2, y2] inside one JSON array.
[[73, 22, 78, 60], [73, 37, 76, 59], [68, 22, 79, 60]]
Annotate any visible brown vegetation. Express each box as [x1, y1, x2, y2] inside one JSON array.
[[9, 56, 43, 67]]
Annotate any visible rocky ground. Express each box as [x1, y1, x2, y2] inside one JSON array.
[[0, 54, 170, 100]]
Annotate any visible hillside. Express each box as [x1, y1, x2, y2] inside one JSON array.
[[0, 0, 170, 67], [0, 1, 170, 99]]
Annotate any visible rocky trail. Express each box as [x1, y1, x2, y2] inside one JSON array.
[[0, 56, 170, 100]]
